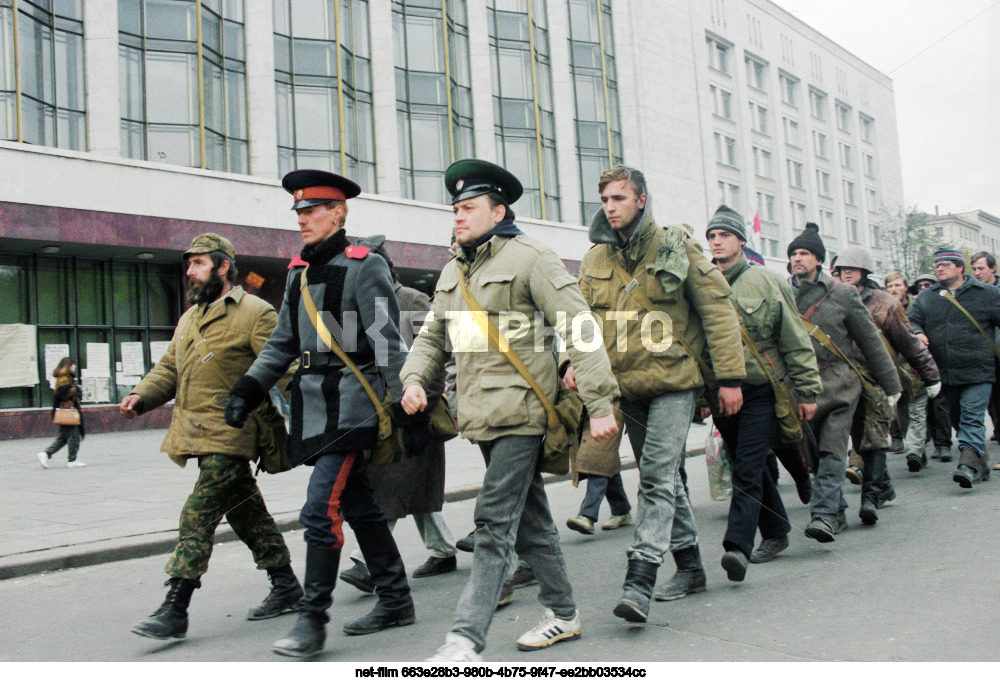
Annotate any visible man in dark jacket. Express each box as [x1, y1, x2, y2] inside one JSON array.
[[908, 248, 1000, 487], [834, 246, 940, 524], [787, 224, 901, 542], [225, 170, 430, 658]]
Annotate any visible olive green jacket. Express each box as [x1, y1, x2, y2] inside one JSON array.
[[721, 256, 822, 400], [132, 286, 293, 467], [578, 197, 745, 401], [401, 232, 619, 442]]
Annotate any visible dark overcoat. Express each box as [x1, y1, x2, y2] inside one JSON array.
[[239, 230, 410, 467], [368, 283, 446, 519]]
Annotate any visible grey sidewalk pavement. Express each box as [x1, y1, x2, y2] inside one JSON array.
[[0, 422, 712, 580]]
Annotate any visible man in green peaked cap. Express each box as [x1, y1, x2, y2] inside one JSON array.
[[402, 159, 621, 661]]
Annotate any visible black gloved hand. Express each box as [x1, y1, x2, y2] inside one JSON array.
[[402, 421, 435, 458], [225, 394, 251, 429]]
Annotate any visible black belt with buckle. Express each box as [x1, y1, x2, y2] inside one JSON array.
[[300, 351, 337, 369]]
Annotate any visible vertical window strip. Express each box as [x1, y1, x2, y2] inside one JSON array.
[[440, 0, 455, 162], [333, 0, 346, 174], [525, 0, 547, 220], [595, 0, 613, 167], [196, 0, 206, 168]]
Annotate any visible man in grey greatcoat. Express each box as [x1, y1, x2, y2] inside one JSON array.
[[786, 223, 901, 542]]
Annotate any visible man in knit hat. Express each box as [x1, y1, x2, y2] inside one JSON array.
[[787, 223, 901, 542], [908, 248, 1000, 487], [706, 206, 821, 574]]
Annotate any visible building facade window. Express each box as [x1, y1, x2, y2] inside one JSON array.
[[839, 141, 852, 170], [745, 53, 765, 90], [0, 253, 182, 409], [783, 116, 799, 147], [567, 0, 622, 223], [488, 0, 559, 220], [1, 0, 85, 149], [119, 0, 249, 173], [718, 180, 740, 212], [867, 187, 877, 211], [843, 179, 855, 205], [812, 129, 827, 158], [836, 100, 851, 132], [756, 191, 775, 222], [748, 101, 767, 133], [859, 113, 874, 142], [752, 146, 771, 178], [863, 151, 875, 178], [715, 132, 736, 166], [393, 0, 473, 204], [816, 169, 830, 196], [819, 208, 834, 235], [274, 0, 376, 188], [706, 33, 730, 74], [779, 71, 797, 106], [789, 200, 805, 227], [809, 87, 825, 120], [787, 159, 803, 189], [846, 216, 859, 242], [709, 83, 731, 120]]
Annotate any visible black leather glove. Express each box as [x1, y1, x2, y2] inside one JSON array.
[[402, 421, 435, 458], [226, 374, 268, 429], [225, 394, 251, 429]]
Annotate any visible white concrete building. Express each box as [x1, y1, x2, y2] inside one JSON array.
[[0, 0, 903, 429], [922, 210, 1000, 259]]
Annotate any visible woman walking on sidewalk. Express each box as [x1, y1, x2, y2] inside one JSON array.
[[37, 357, 86, 468]]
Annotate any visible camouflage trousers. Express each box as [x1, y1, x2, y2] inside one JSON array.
[[850, 383, 895, 455], [165, 454, 291, 581]]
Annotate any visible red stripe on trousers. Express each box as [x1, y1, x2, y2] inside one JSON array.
[[326, 452, 357, 549]]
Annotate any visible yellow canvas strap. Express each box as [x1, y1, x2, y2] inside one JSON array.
[[298, 265, 387, 415], [456, 276, 559, 429], [799, 316, 876, 388]]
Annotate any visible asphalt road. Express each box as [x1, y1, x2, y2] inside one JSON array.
[[3, 448, 999, 664]]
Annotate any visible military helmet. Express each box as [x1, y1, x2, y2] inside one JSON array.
[[834, 245, 875, 275]]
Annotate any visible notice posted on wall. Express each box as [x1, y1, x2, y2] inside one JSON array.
[[45, 343, 70, 388], [149, 341, 171, 367], [81, 376, 111, 403], [85, 343, 111, 378], [0, 324, 39, 388], [120, 342, 145, 376]]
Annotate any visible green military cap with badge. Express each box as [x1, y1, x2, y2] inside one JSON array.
[[183, 233, 235, 261], [282, 169, 362, 210], [444, 159, 523, 205]]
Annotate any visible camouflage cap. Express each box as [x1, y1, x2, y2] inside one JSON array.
[[183, 233, 235, 261]]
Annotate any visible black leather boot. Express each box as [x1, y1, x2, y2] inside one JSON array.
[[343, 523, 416, 635], [272, 545, 340, 658], [131, 577, 199, 640], [859, 452, 885, 525], [653, 544, 706, 601], [612, 558, 659, 623], [248, 563, 304, 620]]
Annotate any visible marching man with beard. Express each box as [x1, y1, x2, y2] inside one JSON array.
[[120, 233, 302, 642]]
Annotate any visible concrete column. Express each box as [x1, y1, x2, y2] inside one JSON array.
[[244, 3, 279, 178], [369, 0, 401, 197], [546, 2, 582, 224], [466, 0, 496, 162], [83, 0, 120, 156]]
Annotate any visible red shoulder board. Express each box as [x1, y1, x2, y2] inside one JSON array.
[[345, 245, 371, 259], [288, 255, 307, 269]]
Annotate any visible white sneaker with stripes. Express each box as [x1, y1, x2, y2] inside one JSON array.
[[516, 609, 581, 651], [426, 633, 482, 663]]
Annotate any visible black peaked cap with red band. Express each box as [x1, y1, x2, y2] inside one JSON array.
[[282, 169, 362, 210]]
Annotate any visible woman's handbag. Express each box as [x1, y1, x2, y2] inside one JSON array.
[[53, 408, 81, 427]]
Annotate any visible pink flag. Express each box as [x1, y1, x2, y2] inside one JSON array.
[[753, 211, 761, 234]]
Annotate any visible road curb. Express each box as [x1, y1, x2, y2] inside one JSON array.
[[0, 448, 704, 580]]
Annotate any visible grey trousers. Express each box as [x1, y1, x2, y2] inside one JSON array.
[[451, 435, 575, 653]]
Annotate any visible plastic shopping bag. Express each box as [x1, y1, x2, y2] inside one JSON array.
[[705, 426, 732, 501]]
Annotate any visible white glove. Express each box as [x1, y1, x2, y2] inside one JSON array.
[[886, 393, 901, 410], [926, 382, 941, 399]]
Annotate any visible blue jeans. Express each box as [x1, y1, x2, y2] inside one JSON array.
[[619, 390, 699, 565], [943, 383, 992, 458], [451, 435, 575, 653], [714, 384, 790, 559], [578, 473, 632, 521]]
